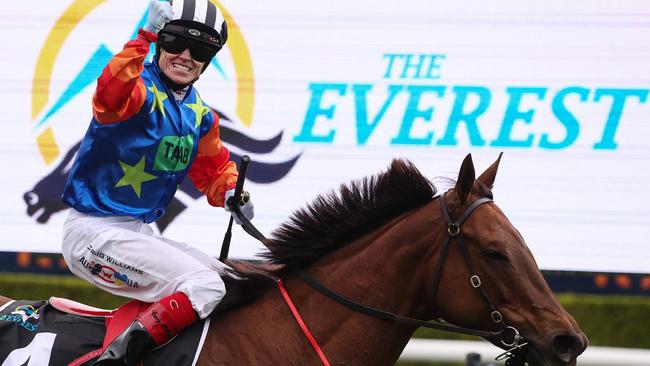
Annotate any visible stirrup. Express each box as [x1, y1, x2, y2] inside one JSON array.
[[93, 321, 154, 366]]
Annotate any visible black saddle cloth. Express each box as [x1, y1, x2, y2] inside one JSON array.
[[0, 300, 207, 366]]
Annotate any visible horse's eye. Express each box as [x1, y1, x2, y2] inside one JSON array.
[[483, 249, 509, 262]]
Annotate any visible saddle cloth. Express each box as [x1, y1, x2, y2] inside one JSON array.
[[0, 299, 209, 366]]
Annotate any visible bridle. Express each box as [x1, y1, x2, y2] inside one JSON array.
[[435, 192, 534, 365], [431, 192, 523, 348], [229, 190, 530, 363]]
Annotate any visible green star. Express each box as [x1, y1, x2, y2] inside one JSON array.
[[186, 96, 210, 128], [148, 83, 168, 117], [114, 156, 157, 198]]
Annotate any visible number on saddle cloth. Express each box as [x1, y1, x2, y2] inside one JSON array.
[[0, 299, 104, 365], [0, 299, 210, 365]]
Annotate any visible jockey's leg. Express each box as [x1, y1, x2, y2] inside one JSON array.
[[62, 209, 226, 364], [94, 292, 197, 366], [156, 235, 230, 275]]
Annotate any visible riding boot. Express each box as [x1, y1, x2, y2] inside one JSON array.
[[94, 292, 198, 366]]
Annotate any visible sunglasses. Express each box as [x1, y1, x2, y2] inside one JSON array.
[[158, 32, 218, 63]]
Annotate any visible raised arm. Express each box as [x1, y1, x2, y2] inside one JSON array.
[[92, 1, 172, 123], [92, 30, 156, 124]]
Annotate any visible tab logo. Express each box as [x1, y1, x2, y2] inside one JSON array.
[[154, 135, 194, 171]]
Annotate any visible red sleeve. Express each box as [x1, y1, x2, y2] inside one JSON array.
[[189, 111, 239, 207], [92, 29, 157, 124]]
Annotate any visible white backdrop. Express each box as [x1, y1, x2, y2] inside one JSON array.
[[1, 0, 649, 273]]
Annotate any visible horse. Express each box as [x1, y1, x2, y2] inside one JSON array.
[[1, 154, 587, 366]]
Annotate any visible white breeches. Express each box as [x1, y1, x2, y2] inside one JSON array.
[[61, 209, 227, 319]]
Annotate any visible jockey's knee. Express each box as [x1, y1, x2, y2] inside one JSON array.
[[176, 272, 226, 318]]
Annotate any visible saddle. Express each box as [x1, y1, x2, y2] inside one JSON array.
[[29, 260, 281, 366], [50, 297, 121, 318], [49, 297, 151, 365], [50, 260, 282, 365]]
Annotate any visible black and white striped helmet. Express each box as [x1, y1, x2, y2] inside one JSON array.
[[162, 0, 228, 51]]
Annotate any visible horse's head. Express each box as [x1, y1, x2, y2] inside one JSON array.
[[424, 154, 587, 366], [262, 154, 587, 365]]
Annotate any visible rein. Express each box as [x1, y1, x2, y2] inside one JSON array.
[[225, 191, 525, 363], [293, 269, 500, 338]]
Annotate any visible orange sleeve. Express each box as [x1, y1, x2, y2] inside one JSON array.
[[189, 111, 239, 207], [92, 29, 157, 124]]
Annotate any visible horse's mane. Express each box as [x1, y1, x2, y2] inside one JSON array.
[[261, 158, 436, 268], [213, 159, 436, 316]]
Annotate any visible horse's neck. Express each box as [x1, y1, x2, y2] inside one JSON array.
[[199, 203, 443, 366], [289, 230, 415, 365], [280, 204, 441, 365]]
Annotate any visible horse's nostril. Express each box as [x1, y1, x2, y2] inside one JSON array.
[[552, 334, 583, 362]]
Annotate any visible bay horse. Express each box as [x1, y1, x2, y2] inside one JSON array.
[[0, 154, 587, 366]]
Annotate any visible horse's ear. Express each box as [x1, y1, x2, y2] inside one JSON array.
[[477, 152, 503, 189], [455, 154, 475, 203]]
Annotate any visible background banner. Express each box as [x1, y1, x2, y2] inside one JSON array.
[[1, 0, 649, 273]]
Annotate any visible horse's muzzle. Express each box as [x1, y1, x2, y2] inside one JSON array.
[[507, 332, 587, 366]]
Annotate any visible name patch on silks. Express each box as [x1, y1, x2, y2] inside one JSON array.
[[0, 299, 209, 365], [154, 135, 194, 172]]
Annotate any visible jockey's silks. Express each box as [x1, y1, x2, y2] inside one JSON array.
[[63, 30, 237, 223]]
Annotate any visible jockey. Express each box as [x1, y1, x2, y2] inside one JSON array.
[[60, 0, 254, 364]]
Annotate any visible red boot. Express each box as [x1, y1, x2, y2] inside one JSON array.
[[94, 292, 198, 366]]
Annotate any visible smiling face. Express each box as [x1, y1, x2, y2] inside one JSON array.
[[158, 48, 206, 85]]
